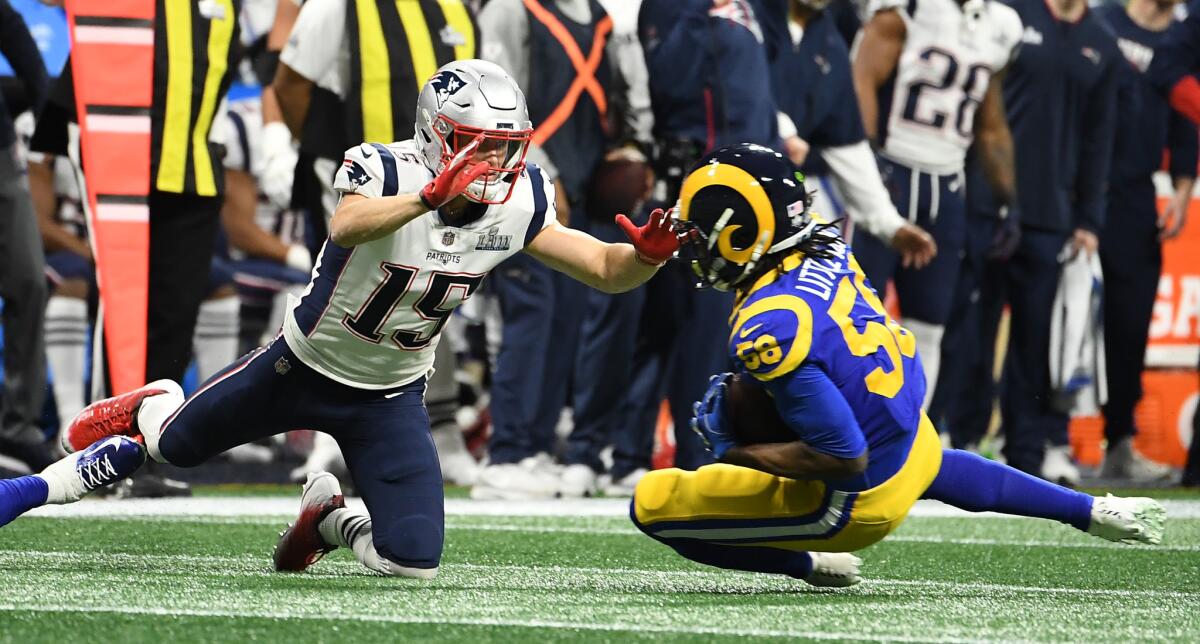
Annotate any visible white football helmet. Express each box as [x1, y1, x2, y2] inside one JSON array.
[[415, 59, 534, 204]]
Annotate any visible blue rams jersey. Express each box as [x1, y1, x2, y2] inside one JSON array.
[[727, 236, 924, 488]]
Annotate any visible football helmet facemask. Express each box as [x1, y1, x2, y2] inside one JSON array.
[[675, 143, 820, 291], [416, 59, 533, 204]]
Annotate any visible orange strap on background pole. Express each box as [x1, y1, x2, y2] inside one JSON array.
[[522, 0, 611, 147], [66, 0, 154, 394]]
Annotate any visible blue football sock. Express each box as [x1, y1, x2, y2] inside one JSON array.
[[924, 449, 1093, 531], [0, 476, 50, 528]]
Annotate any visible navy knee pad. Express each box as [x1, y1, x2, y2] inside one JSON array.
[[374, 512, 444, 569]]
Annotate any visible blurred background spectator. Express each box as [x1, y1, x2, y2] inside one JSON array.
[[987, 0, 1119, 487], [0, 0, 49, 473], [1096, 0, 1196, 481], [472, 0, 619, 500], [850, 0, 1021, 413]]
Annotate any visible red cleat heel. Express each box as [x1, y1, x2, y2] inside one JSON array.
[[62, 380, 179, 453]]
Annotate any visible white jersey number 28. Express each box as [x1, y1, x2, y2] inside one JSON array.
[[902, 47, 992, 140]]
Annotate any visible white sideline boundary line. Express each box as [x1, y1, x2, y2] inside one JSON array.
[[2, 550, 1196, 600], [25, 496, 1200, 519], [0, 603, 981, 643]]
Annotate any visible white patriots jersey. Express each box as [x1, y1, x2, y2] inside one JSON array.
[[871, 0, 1022, 174], [217, 99, 307, 256], [283, 139, 556, 389]]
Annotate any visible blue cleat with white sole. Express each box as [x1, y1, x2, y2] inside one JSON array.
[[39, 436, 148, 503], [0, 436, 146, 528], [77, 436, 148, 492]]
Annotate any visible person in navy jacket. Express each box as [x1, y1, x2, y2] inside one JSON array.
[[1148, 0, 1200, 125], [994, 0, 1121, 485], [1097, 0, 1197, 481]]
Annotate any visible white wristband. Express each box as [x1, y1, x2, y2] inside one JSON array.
[[285, 244, 313, 274]]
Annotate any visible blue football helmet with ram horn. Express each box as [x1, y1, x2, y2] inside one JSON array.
[[674, 143, 825, 291]]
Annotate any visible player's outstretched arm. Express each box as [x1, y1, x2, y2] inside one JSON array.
[[524, 207, 679, 293], [329, 192, 433, 247]]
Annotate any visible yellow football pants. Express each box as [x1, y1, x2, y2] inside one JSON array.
[[632, 414, 943, 553]]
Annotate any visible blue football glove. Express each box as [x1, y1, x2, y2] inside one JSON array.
[[691, 373, 737, 459]]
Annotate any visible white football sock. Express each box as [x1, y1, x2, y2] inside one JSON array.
[[136, 380, 186, 464], [36, 452, 86, 504], [318, 508, 438, 579], [194, 296, 240, 382], [45, 296, 88, 430], [901, 317, 945, 411]]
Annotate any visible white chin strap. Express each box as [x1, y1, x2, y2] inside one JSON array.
[[765, 218, 819, 255]]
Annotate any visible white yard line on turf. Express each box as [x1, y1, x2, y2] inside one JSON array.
[[0, 603, 985, 643], [53, 513, 1199, 551], [25, 497, 1200, 519], [2, 549, 1196, 600], [440, 523, 1200, 552]]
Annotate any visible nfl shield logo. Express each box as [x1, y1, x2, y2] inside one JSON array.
[[442, 231, 455, 246]]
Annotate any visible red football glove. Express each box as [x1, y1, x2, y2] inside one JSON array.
[[616, 207, 679, 265], [419, 134, 492, 209]]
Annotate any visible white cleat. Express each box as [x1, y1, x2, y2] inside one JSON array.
[[601, 468, 648, 497], [440, 451, 481, 486], [1100, 438, 1176, 482], [559, 464, 598, 498], [1087, 494, 1166, 545], [804, 552, 862, 588], [1041, 444, 1081, 488], [470, 459, 560, 500]]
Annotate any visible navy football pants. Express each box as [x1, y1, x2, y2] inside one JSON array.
[[928, 216, 1007, 448], [853, 157, 967, 325], [158, 338, 443, 569]]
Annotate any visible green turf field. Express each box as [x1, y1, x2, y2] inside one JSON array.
[[1, 492, 1198, 642]]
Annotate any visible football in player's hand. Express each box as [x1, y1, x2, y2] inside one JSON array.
[[587, 150, 652, 221], [725, 373, 795, 445]]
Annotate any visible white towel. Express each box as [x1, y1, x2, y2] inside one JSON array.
[[1049, 245, 1108, 416]]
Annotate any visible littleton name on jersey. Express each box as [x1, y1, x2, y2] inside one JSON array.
[[283, 140, 555, 389]]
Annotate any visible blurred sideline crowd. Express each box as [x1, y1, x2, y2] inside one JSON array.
[[1, 0, 1200, 500]]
